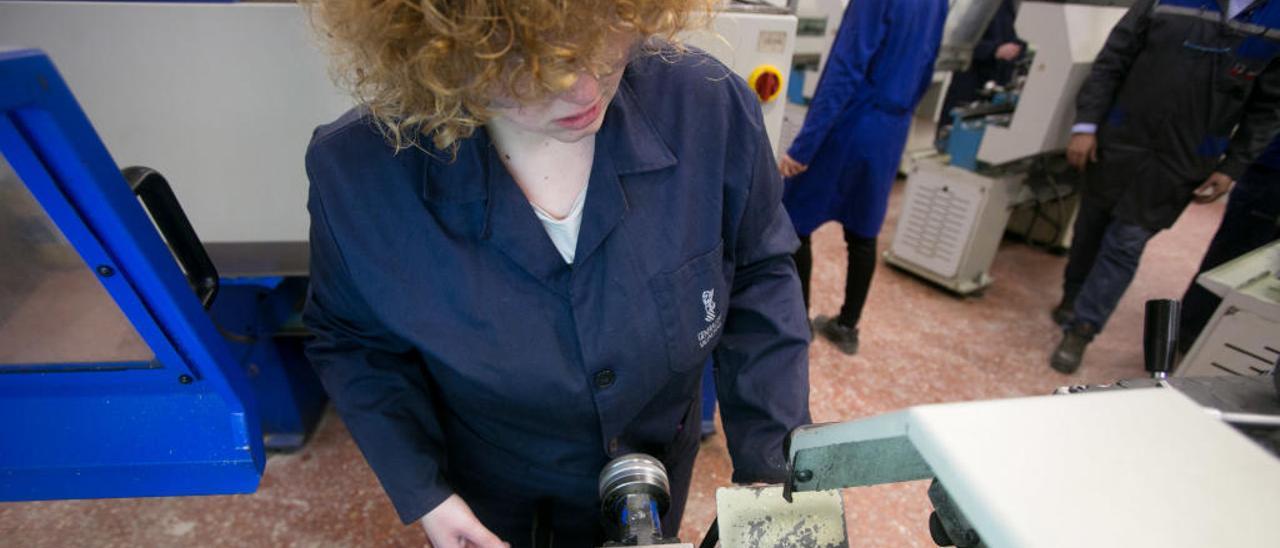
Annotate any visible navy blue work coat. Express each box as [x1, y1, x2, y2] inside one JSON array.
[[303, 50, 811, 526], [783, 0, 948, 238]]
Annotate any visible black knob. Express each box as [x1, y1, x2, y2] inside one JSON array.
[[1143, 299, 1181, 378], [929, 512, 955, 546], [1272, 356, 1279, 403]]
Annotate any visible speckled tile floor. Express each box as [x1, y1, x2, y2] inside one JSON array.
[[0, 183, 1224, 547]]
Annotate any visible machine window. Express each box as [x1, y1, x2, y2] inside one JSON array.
[[0, 150, 154, 368]]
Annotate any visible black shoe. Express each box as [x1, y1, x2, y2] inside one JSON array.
[[814, 315, 859, 355], [1051, 299, 1075, 326], [1050, 323, 1096, 374]]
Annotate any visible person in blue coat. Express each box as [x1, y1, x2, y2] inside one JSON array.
[[302, 1, 810, 546], [779, 0, 948, 354]]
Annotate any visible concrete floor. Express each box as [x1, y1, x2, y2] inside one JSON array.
[[0, 182, 1225, 547]]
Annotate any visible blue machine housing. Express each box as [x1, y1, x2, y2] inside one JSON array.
[[946, 114, 987, 172], [211, 276, 326, 451], [946, 91, 1019, 172], [0, 49, 301, 500]]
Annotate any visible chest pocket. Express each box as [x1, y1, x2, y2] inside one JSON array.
[[650, 241, 729, 372], [1228, 34, 1280, 79]]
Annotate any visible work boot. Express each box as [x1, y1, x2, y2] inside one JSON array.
[[1051, 296, 1075, 326], [814, 315, 859, 355], [1050, 323, 1096, 374]]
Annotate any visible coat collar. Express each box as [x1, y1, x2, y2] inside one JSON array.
[[418, 72, 677, 290], [599, 76, 678, 176]]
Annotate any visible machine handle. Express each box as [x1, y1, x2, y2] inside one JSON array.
[[1143, 299, 1180, 379], [122, 166, 219, 309]]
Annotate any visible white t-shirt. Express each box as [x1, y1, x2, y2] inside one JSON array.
[[530, 184, 589, 264]]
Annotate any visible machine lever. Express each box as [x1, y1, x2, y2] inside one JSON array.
[[1143, 299, 1180, 379], [123, 166, 219, 309]]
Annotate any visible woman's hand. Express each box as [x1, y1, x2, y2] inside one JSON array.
[[779, 153, 809, 179], [1066, 133, 1097, 172], [421, 495, 509, 548]]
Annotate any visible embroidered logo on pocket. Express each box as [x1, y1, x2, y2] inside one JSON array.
[[697, 289, 724, 348], [701, 289, 717, 323]]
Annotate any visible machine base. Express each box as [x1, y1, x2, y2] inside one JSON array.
[[209, 276, 327, 452], [883, 250, 993, 297]]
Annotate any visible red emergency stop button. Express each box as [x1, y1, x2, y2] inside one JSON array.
[[748, 65, 783, 103]]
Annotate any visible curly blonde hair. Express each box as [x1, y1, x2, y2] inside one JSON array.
[[305, 0, 714, 152]]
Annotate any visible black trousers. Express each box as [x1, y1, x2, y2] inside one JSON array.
[[794, 229, 877, 328], [1177, 165, 1280, 352]]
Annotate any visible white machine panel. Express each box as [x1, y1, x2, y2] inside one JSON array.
[[1181, 240, 1280, 377], [913, 389, 1280, 548], [791, 0, 846, 100], [976, 2, 1127, 164], [789, 388, 1280, 548], [0, 2, 352, 244], [886, 158, 1021, 294], [684, 11, 797, 158], [891, 168, 984, 279]]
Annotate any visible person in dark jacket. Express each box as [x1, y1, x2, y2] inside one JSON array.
[[1177, 135, 1280, 353], [779, 0, 948, 355], [937, 0, 1026, 137], [1052, 0, 1280, 374], [302, 1, 811, 546]]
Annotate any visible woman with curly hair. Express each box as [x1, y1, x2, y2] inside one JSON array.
[[301, 1, 810, 545]]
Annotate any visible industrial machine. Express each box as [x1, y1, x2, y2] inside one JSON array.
[[0, 1, 349, 265], [597, 454, 688, 548], [788, 0, 845, 103], [779, 384, 1280, 547], [1179, 240, 1280, 378], [777, 300, 1279, 548], [884, 1, 1129, 295], [0, 48, 325, 501], [608, 300, 1279, 547], [595, 452, 847, 548], [687, 1, 799, 157]]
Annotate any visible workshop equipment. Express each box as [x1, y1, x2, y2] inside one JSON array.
[[885, 1, 1128, 295], [786, 299, 1279, 548], [597, 454, 689, 548], [1179, 240, 1280, 378], [789, 0, 846, 103], [0, 48, 324, 502]]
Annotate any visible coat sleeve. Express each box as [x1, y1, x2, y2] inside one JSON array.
[[786, 0, 891, 165], [913, 12, 948, 109], [304, 145, 452, 525], [1219, 59, 1280, 179], [716, 86, 813, 485], [1075, 0, 1154, 126]]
